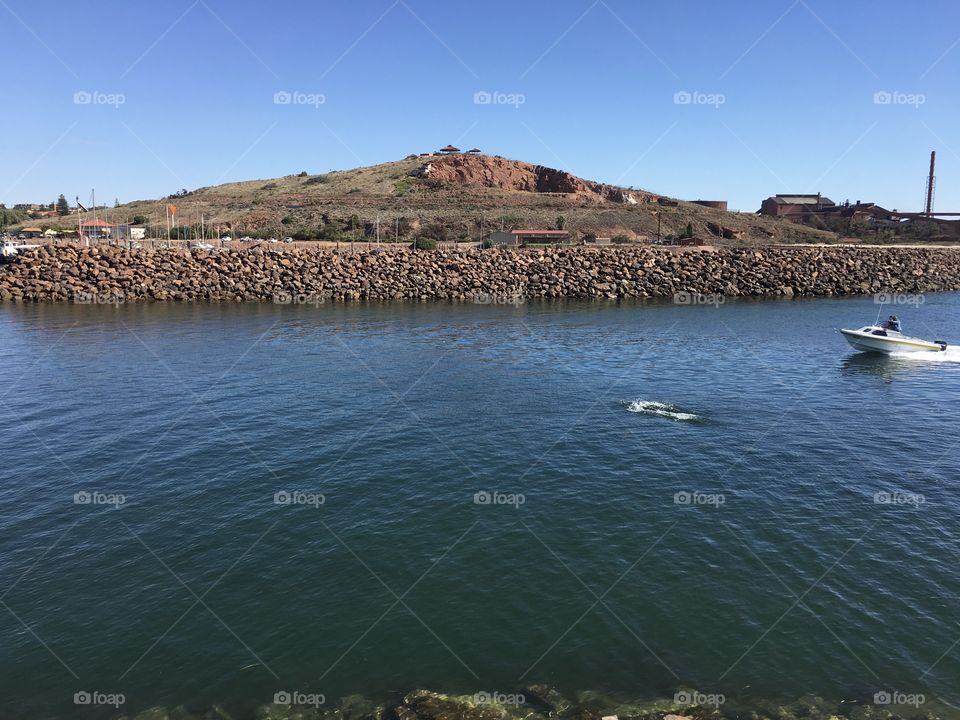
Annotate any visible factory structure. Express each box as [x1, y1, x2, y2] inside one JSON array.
[[758, 151, 958, 230]]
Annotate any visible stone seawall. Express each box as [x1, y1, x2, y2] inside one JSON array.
[[1, 245, 959, 303]]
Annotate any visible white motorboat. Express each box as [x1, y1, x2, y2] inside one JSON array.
[[840, 325, 947, 354], [1, 239, 40, 258]]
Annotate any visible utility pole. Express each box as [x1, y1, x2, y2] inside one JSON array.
[[657, 211, 662, 243]]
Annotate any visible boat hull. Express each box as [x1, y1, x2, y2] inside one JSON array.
[[840, 328, 945, 354]]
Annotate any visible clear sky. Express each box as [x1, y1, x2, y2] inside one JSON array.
[[2, 0, 959, 213]]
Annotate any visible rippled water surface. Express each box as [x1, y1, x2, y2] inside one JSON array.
[[2, 297, 960, 718]]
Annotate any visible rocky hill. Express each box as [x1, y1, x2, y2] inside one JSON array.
[[25, 154, 836, 245], [413, 154, 651, 204]]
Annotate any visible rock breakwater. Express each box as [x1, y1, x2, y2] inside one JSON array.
[[1, 245, 959, 303]]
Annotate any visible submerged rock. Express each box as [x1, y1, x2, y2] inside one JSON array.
[[523, 686, 573, 716], [397, 690, 523, 720]]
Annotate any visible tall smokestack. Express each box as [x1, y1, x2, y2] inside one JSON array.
[[925, 150, 936, 216]]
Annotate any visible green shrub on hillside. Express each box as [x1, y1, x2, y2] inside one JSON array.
[[393, 177, 415, 196], [411, 237, 437, 250]]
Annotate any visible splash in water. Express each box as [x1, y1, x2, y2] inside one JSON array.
[[625, 399, 703, 422]]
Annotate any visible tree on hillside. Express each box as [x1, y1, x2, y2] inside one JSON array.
[[114, 198, 120, 208], [56, 194, 70, 216], [556, 215, 566, 230]]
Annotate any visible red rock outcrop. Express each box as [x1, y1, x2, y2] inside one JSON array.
[[413, 155, 656, 205]]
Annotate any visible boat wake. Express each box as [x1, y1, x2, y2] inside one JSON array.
[[625, 399, 703, 422], [889, 346, 960, 363]]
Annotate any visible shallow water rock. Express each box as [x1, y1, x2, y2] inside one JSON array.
[[523, 686, 573, 716], [336, 694, 386, 720], [397, 690, 508, 720], [254, 703, 330, 720]]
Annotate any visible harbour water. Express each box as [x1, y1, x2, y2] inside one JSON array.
[[1, 296, 959, 718]]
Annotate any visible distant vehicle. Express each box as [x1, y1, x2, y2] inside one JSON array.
[[240, 236, 253, 242], [1, 239, 41, 258], [282, 237, 293, 243], [192, 242, 214, 250], [268, 238, 278, 243], [221, 236, 232, 242]]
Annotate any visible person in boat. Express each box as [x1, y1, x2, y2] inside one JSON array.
[[880, 314, 901, 332]]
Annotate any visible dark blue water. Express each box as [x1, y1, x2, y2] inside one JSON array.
[[2, 297, 960, 719]]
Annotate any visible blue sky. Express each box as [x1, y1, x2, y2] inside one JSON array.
[[2, 0, 959, 212]]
